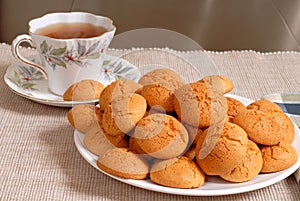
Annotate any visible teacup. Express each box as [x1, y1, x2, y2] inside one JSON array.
[[12, 12, 116, 96]]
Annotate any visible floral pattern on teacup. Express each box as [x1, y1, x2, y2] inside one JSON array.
[[39, 40, 104, 70], [8, 60, 44, 91], [100, 58, 140, 83]]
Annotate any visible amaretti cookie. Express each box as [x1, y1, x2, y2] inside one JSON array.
[[233, 110, 281, 145], [268, 111, 294, 143], [138, 68, 183, 86], [96, 148, 149, 179], [174, 80, 227, 128], [195, 122, 248, 176], [150, 156, 205, 188], [260, 142, 298, 173], [202, 75, 234, 94], [63, 79, 104, 101], [247, 99, 294, 143], [99, 80, 142, 111], [84, 127, 128, 156], [246, 99, 282, 113], [133, 113, 189, 159], [102, 93, 147, 136], [68, 104, 101, 133], [226, 97, 247, 122], [139, 69, 184, 112], [220, 140, 263, 182]]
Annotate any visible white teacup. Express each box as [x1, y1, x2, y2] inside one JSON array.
[[12, 12, 116, 96]]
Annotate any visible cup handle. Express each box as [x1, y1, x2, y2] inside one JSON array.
[[11, 34, 48, 79]]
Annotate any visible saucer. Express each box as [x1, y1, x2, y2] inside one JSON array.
[[4, 54, 140, 107]]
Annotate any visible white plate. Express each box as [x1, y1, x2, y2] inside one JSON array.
[[4, 54, 140, 107], [74, 94, 300, 196]]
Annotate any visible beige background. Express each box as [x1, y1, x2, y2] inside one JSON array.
[[1, 0, 300, 51]]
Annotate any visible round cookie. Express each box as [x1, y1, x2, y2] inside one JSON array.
[[233, 110, 281, 145], [174, 80, 227, 128], [139, 70, 184, 113], [96, 148, 149, 179], [260, 142, 298, 173], [63, 79, 104, 101], [195, 122, 248, 176], [99, 80, 142, 111], [140, 83, 180, 113], [67, 104, 101, 133], [246, 99, 282, 113], [138, 68, 183, 86], [84, 127, 128, 156], [133, 113, 189, 159], [102, 93, 147, 136], [268, 111, 294, 143], [220, 140, 263, 182], [150, 156, 205, 188], [226, 97, 247, 122], [202, 75, 234, 94]]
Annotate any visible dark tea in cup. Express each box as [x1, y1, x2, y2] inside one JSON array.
[[35, 23, 108, 39]]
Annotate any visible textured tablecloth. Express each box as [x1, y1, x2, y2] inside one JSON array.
[[0, 43, 300, 200]]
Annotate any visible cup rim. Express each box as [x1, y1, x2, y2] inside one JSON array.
[[28, 12, 116, 41]]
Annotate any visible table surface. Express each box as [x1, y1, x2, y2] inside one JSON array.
[[1, 43, 300, 201]]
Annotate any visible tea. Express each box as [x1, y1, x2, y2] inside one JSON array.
[[35, 23, 107, 39]]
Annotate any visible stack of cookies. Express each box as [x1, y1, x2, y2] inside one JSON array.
[[67, 68, 298, 189]]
